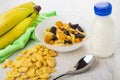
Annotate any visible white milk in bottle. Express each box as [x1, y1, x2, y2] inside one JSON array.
[[91, 2, 115, 58]]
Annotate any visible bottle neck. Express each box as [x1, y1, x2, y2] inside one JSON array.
[[94, 14, 114, 24], [95, 14, 111, 18], [94, 14, 112, 21]]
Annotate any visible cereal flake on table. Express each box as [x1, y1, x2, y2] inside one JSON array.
[[2, 44, 57, 80]]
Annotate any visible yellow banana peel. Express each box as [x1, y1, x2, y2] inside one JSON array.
[[0, 1, 35, 36], [0, 11, 39, 49], [0, 1, 35, 20], [0, 8, 34, 36]]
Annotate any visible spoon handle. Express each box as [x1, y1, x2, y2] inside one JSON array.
[[53, 73, 68, 80]]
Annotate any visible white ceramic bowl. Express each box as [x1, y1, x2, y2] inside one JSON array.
[[35, 15, 88, 52]]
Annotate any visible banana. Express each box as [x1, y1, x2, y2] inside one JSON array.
[[15, 1, 35, 9], [0, 7, 35, 36], [0, 1, 35, 20], [0, 5, 41, 49]]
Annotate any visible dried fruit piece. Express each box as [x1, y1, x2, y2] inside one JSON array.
[[51, 35, 58, 41], [75, 38, 80, 43], [75, 33, 85, 38], [55, 21, 63, 27], [77, 25, 84, 32], [69, 23, 77, 29], [50, 26, 56, 34], [64, 40, 72, 44], [63, 30, 70, 35]]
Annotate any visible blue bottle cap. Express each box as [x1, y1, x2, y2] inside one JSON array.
[[94, 2, 112, 16]]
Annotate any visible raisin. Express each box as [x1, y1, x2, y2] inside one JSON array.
[[64, 40, 72, 44], [51, 35, 58, 41], [64, 31, 70, 35], [71, 31, 75, 34], [77, 25, 84, 32], [60, 28, 65, 31], [69, 23, 77, 29], [50, 26, 56, 34], [64, 40, 67, 44], [67, 40, 72, 44], [75, 33, 85, 38]]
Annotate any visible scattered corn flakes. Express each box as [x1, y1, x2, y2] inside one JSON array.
[[2, 44, 57, 80]]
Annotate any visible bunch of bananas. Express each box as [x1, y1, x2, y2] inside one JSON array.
[[0, 2, 41, 49]]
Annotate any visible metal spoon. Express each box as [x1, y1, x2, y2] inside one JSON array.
[[53, 54, 96, 80]]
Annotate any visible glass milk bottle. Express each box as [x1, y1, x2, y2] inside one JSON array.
[[91, 2, 115, 58]]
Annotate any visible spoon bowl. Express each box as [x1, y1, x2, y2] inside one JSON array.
[[53, 54, 96, 80], [67, 55, 96, 74]]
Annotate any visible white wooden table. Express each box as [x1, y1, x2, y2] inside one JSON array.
[[0, 0, 120, 80]]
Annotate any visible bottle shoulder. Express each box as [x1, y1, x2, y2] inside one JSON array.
[[93, 15, 114, 21], [92, 15, 114, 25]]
